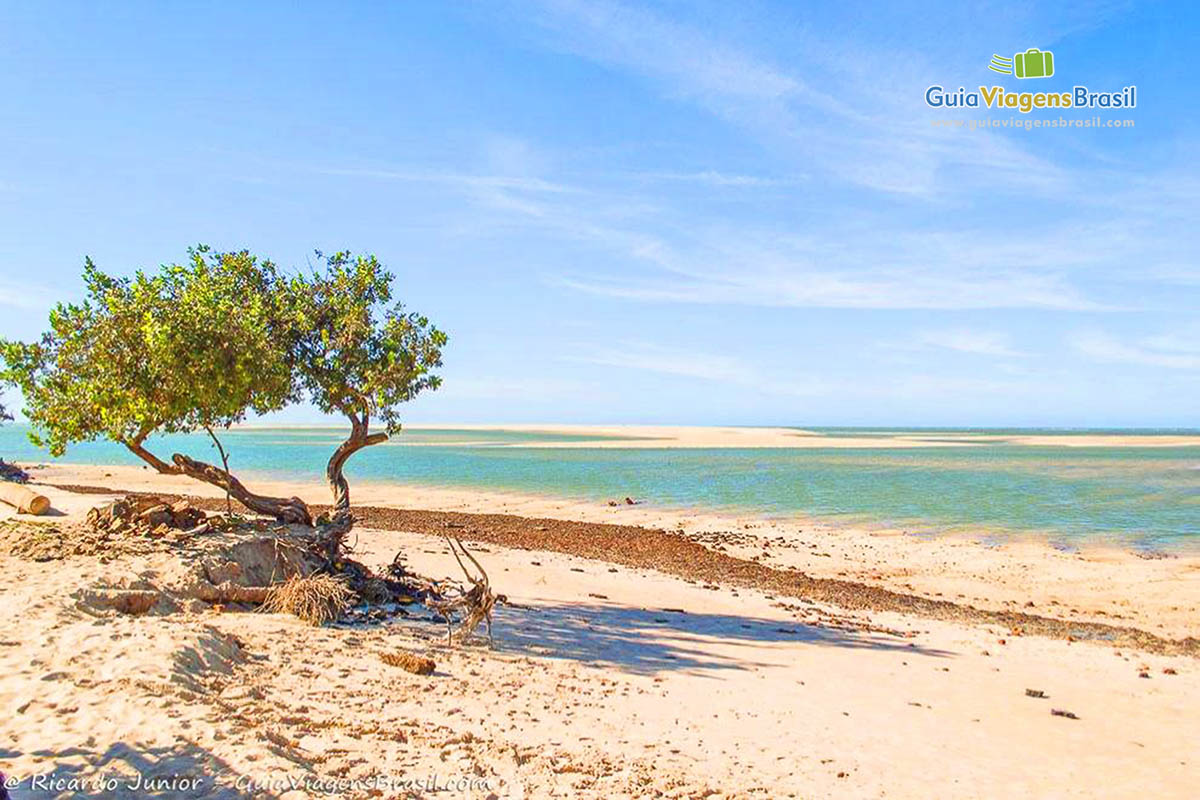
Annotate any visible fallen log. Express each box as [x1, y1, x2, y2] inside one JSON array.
[[0, 483, 50, 515]]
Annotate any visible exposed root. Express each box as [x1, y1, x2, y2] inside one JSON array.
[[261, 574, 354, 626], [425, 535, 504, 647]]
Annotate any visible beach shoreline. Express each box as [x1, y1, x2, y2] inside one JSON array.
[[1, 464, 1197, 797], [214, 422, 1200, 449], [20, 461, 1200, 641]]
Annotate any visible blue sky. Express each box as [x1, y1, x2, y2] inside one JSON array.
[[0, 1, 1197, 427]]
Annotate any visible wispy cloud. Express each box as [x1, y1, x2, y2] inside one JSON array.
[[304, 4, 1196, 318], [316, 145, 1196, 315], [560, 264, 1100, 311], [0, 279, 64, 312], [631, 170, 801, 187], [438, 376, 590, 400], [351, 148, 1106, 312], [521, 0, 1075, 198], [571, 341, 830, 397], [315, 166, 578, 195], [908, 329, 1030, 358], [553, 220, 1111, 310], [1070, 330, 1200, 370]]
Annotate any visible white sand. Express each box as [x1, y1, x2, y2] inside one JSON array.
[[222, 423, 1200, 449], [24, 463, 1200, 639], [394, 424, 1200, 449], [0, 471, 1196, 798]]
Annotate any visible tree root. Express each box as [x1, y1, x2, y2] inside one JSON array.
[[304, 514, 502, 642], [424, 536, 505, 647]]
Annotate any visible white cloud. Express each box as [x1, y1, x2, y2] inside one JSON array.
[[437, 376, 589, 400], [571, 341, 830, 397], [379, 155, 1108, 311], [910, 329, 1029, 358], [560, 266, 1098, 311], [632, 170, 800, 187], [315, 166, 578, 195], [0, 279, 64, 312], [522, 0, 1074, 198], [1070, 330, 1200, 370], [552, 219, 1111, 310]]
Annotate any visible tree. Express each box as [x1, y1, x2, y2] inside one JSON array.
[[290, 252, 446, 522], [0, 248, 312, 524]]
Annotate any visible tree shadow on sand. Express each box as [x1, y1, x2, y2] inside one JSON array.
[[7, 740, 279, 800], [443, 601, 952, 674]]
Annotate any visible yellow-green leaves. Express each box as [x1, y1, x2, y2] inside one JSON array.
[[1, 246, 446, 459], [1, 247, 297, 455], [291, 251, 445, 435]]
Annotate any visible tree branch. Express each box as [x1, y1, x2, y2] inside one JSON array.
[[171, 452, 312, 525], [204, 424, 233, 514], [123, 437, 182, 475]]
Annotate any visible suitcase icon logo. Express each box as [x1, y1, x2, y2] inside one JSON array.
[[988, 48, 1055, 79]]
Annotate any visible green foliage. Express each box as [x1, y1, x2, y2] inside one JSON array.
[[290, 251, 446, 434], [1, 246, 445, 466], [0, 247, 296, 456]]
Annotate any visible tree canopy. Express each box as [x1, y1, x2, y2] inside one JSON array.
[[289, 251, 447, 516], [1, 246, 446, 528], [2, 248, 294, 456], [0, 247, 310, 522]]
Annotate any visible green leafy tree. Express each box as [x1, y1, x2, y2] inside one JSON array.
[[0, 248, 312, 523], [290, 251, 446, 520]]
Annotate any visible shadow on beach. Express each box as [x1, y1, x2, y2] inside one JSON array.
[[5, 740, 276, 800], [482, 601, 953, 674]]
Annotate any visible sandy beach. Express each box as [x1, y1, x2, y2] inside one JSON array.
[[5, 4, 1194, 798], [0, 463, 1195, 798], [385, 424, 1200, 450]]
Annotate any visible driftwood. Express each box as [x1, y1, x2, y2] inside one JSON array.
[[425, 536, 503, 646], [0, 483, 50, 515], [87, 495, 207, 535]]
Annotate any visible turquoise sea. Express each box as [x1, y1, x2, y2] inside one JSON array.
[[1, 425, 1197, 552]]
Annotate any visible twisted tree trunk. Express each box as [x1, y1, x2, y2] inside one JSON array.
[[326, 413, 388, 516], [122, 437, 313, 526], [320, 410, 387, 562], [171, 453, 312, 525]]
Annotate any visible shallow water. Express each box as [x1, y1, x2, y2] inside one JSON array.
[[2, 425, 1197, 551]]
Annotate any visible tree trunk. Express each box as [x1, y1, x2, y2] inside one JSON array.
[[172, 453, 313, 525], [319, 413, 387, 563], [122, 440, 313, 526], [325, 416, 388, 516]]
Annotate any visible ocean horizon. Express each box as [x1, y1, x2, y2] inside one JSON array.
[[4, 423, 1197, 552]]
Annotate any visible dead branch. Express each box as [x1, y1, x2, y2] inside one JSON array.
[[425, 536, 503, 647]]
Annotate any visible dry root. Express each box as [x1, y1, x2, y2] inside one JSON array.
[[261, 574, 354, 626], [426, 536, 503, 646]]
